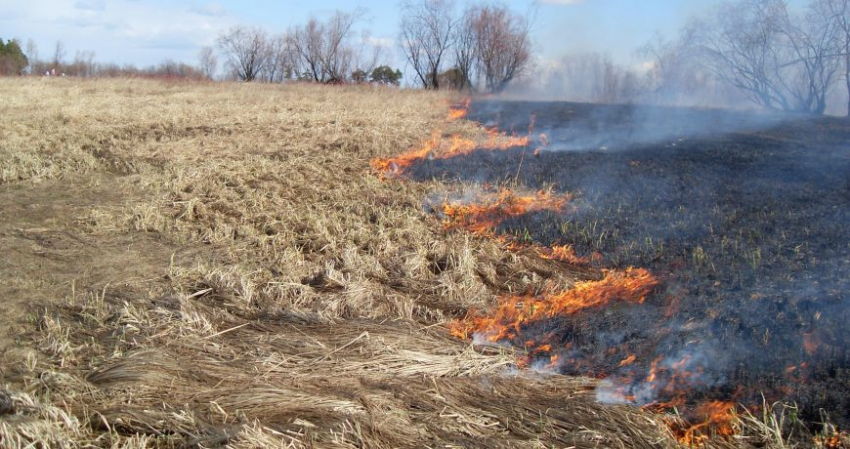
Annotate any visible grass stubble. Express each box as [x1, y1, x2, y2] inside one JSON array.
[[0, 78, 839, 448]]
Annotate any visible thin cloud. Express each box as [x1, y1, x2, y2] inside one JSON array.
[[73, 0, 106, 11], [363, 36, 395, 48], [1, 0, 237, 66], [539, 0, 585, 4], [190, 3, 228, 18]]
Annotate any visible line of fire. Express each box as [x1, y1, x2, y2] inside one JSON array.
[[371, 99, 849, 447]]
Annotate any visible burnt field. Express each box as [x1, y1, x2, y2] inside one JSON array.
[[410, 101, 850, 428]]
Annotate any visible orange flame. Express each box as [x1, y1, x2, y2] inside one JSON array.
[[534, 244, 589, 266], [815, 430, 848, 449], [375, 99, 746, 445], [619, 354, 638, 367], [371, 100, 531, 177], [371, 132, 532, 177], [451, 267, 658, 342], [447, 98, 471, 121], [442, 189, 571, 236], [671, 401, 737, 446]]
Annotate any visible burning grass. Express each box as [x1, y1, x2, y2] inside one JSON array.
[[451, 267, 658, 344], [0, 79, 696, 448], [2, 79, 843, 448], [408, 100, 850, 447], [370, 99, 531, 178]]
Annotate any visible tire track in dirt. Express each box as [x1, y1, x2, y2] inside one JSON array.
[[0, 175, 203, 355]]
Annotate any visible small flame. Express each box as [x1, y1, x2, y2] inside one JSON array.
[[670, 401, 738, 446], [535, 244, 589, 266], [447, 98, 471, 121], [619, 354, 637, 367], [371, 100, 531, 178]]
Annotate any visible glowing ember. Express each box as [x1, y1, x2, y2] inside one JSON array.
[[803, 332, 819, 355], [619, 354, 637, 367], [815, 431, 848, 449]]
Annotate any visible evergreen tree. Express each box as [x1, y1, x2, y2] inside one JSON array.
[[0, 38, 29, 75], [370, 66, 402, 86]]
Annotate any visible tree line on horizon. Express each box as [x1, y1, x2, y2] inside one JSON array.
[[8, 38, 208, 80], [207, 0, 532, 93], [2, 0, 848, 115]]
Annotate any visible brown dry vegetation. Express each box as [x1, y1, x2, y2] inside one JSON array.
[[0, 78, 831, 448]]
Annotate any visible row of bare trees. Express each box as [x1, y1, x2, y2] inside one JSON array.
[[21, 39, 206, 79], [685, 0, 850, 115], [399, 0, 532, 93], [213, 10, 396, 84], [643, 0, 850, 115], [528, 0, 848, 116]]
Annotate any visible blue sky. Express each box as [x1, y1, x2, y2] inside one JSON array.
[[0, 0, 802, 73]]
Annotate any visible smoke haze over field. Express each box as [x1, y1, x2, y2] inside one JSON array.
[[411, 99, 850, 428]]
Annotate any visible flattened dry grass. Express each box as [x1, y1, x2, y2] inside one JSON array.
[[0, 78, 763, 448]]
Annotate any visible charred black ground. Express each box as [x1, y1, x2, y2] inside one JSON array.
[[411, 101, 850, 427]]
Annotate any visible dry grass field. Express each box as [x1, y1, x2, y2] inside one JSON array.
[[0, 78, 678, 448], [0, 78, 842, 448]]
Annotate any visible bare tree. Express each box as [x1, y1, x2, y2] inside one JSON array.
[[23, 39, 40, 75], [820, 0, 850, 115], [198, 45, 218, 80], [323, 11, 359, 82], [289, 11, 362, 83], [688, 0, 842, 114], [289, 18, 325, 81], [261, 35, 291, 83], [640, 33, 691, 99], [25, 39, 37, 61], [782, 0, 843, 115], [453, 5, 478, 91], [52, 40, 65, 69], [353, 31, 385, 76], [470, 4, 532, 93], [399, 0, 456, 89], [690, 0, 797, 111], [217, 26, 268, 82], [71, 50, 96, 77], [545, 53, 625, 103]]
